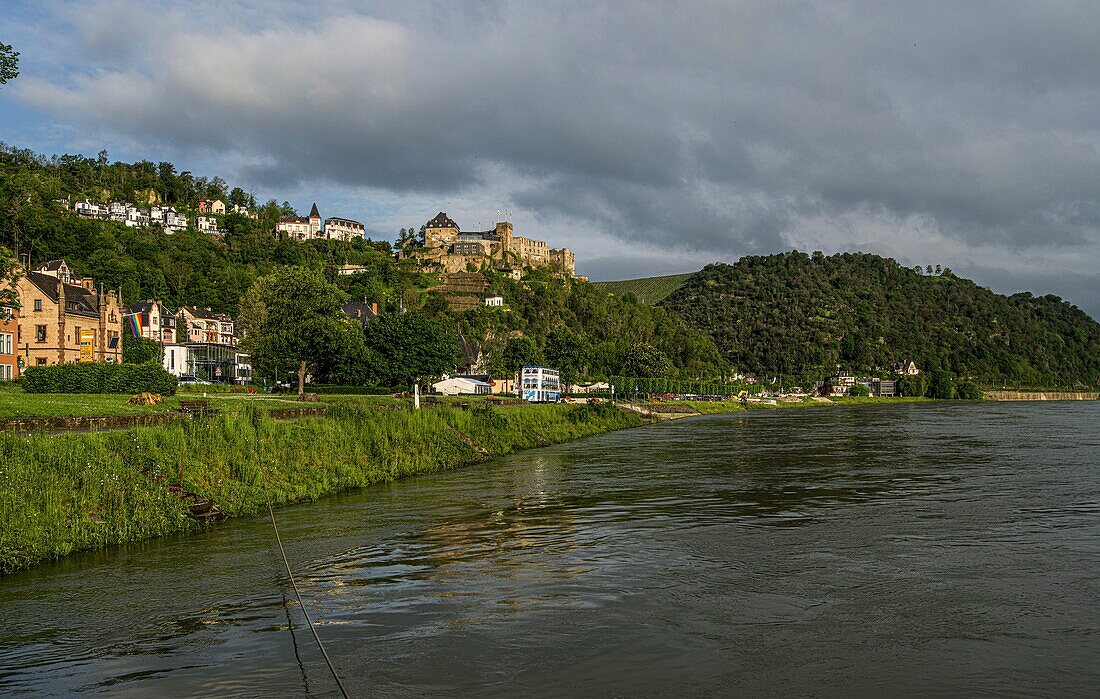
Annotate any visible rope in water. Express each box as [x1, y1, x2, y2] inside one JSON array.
[[249, 406, 350, 698], [265, 498, 351, 699]]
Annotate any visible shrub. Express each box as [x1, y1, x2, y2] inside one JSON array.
[[849, 383, 871, 397], [22, 362, 178, 395], [469, 401, 507, 429], [122, 335, 162, 364], [956, 380, 983, 400], [925, 370, 956, 399]]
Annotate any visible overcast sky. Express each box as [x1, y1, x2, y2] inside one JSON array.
[[2, 1, 1099, 317]]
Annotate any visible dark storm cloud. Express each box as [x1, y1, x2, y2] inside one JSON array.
[[10, 0, 1100, 304]]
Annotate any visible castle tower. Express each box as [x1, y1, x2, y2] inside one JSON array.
[[425, 212, 460, 249], [495, 221, 514, 253], [309, 202, 321, 238]]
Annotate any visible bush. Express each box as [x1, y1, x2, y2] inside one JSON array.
[[849, 383, 871, 397], [469, 402, 507, 429], [925, 370, 956, 399], [22, 362, 179, 395], [122, 335, 162, 364], [956, 380, 983, 400]]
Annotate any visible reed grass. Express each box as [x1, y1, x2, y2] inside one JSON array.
[[0, 402, 643, 574]]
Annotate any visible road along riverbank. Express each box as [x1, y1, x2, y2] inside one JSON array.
[[0, 402, 643, 574]]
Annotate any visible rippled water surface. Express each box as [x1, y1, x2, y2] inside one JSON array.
[[2, 402, 1099, 696]]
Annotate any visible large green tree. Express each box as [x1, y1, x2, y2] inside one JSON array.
[[501, 336, 540, 374], [362, 313, 460, 388], [238, 267, 365, 395], [543, 325, 588, 388]]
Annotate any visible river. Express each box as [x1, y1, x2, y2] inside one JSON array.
[[2, 402, 1098, 696]]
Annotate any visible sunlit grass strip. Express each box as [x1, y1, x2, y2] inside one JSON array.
[[0, 403, 643, 574]]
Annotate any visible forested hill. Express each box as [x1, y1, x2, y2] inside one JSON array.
[[0, 143, 724, 381], [660, 251, 1100, 387]]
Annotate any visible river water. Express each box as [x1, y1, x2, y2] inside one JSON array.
[[2, 402, 1098, 697]]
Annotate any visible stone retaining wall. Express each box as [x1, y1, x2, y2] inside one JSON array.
[[984, 391, 1100, 401]]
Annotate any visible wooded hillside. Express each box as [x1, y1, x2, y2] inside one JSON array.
[[660, 252, 1100, 387], [0, 144, 724, 382]]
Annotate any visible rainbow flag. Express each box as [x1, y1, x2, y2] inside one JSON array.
[[128, 312, 143, 338]]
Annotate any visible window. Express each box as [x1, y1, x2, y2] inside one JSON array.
[[35, 325, 47, 342], [0, 365, 11, 381], [33, 299, 42, 311], [36, 357, 46, 366], [0, 333, 10, 355]]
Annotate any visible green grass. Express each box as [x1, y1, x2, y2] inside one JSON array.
[[593, 273, 694, 305], [0, 391, 311, 419], [0, 402, 644, 573]]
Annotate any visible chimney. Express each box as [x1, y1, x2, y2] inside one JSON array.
[[371, 301, 378, 316]]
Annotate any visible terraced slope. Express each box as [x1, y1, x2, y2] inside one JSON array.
[[593, 273, 693, 305]]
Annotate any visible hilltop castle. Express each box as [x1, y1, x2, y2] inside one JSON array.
[[406, 212, 576, 276]]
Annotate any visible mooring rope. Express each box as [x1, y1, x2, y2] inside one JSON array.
[[249, 407, 351, 698], [265, 498, 351, 699]]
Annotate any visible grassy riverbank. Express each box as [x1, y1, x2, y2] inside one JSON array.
[[0, 402, 642, 574]]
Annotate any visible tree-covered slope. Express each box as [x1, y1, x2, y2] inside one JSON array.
[[0, 144, 723, 381], [593, 273, 692, 305], [660, 251, 1100, 387]]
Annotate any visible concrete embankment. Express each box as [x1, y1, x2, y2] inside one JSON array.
[[0, 402, 643, 574], [984, 391, 1100, 401]]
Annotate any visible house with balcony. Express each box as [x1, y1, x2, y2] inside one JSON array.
[[151, 206, 187, 233], [196, 216, 220, 235], [177, 306, 237, 346], [173, 306, 242, 383], [73, 200, 108, 219]]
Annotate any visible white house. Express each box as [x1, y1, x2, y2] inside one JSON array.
[[162, 344, 194, 377], [484, 296, 505, 307], [324, 217, 365, 242], [164, 207, 187, 233], [196, 216, 220, 235], [73, 200, 108, 219], [231, 204, 258, 219], [895, 360, 920, 375], [125, 207, 149, 228], [337, 264, 368, 275], [432, 376, 492, 396]]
